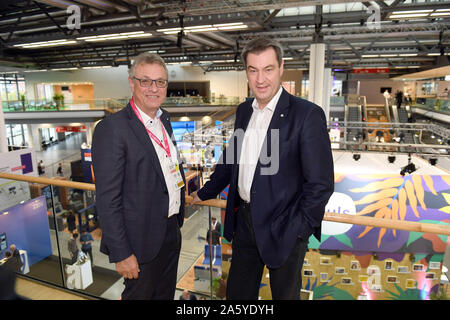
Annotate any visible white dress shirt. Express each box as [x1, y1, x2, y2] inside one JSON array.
[[135, 104, 181, 217], [238, 86, 283, 202]]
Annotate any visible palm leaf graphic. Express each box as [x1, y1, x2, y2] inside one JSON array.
[[351, 175, 438, 247]]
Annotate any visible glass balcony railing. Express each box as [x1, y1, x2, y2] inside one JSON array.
[[2, 96, 244, 113], [414, 98, 450, 114], [0, 171, 449, 300], [2, 99, 118, 112]]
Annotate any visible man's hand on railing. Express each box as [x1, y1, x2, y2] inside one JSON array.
[[189, 191, 202, 206]]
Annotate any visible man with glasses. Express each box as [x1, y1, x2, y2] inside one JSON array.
[[92, 53, 185, 300]]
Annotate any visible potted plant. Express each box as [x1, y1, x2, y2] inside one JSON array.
[[20, 94, 26, 111], [53, 93, 64, 110]]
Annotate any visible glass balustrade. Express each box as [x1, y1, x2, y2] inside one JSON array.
[[0, 171, 221, 300]]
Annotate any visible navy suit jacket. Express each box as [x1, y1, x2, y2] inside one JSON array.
[[197, 89, 334, 268], [92, 103, 185, 264]]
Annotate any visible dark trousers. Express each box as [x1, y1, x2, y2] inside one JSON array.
[[82, 248, 93, 264], [226, 202, 308, 300], [121, 215, 182, 300]]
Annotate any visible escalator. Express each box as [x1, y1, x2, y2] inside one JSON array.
[[388, 98, 416, 151], [365, 97, 393, 151], [345, 94, 363, 144]]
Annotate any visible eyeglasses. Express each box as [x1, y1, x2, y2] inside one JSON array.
[[133, 76, 168, 88]]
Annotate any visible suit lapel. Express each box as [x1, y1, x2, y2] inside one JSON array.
[[239, 101, 254, 131], [126, 104, 166, 185]]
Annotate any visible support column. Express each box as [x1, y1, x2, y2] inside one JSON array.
[[85, 122, 96, 146], [26, 124, 34, 148], [322, 67, 332, 122], [31, 125, 43, 152], [308, 5, 330, 119], [0, 97, 8, 153], [308, 43, 326, 109]]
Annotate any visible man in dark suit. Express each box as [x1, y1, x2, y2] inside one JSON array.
[[206, 216, 222, 245], [191, 37, 334, 300], [92, 53, 185, 300]]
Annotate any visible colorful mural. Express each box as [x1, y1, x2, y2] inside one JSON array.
[[300, 174, 450, 300]]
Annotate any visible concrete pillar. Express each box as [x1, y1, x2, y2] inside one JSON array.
[[0, 97, 8, 153], [31, 125, 43, 151], [26, 124, 34, 148], [322, 67, 332, 122], [308, 43, 326, 108], [85, 122, 95, 146]]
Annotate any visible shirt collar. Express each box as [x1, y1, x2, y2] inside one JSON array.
[[134, 102, 162, 127], [251, 86, 283, 112]]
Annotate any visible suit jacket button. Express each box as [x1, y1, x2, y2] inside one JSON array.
[[164, 190, 168, 194]]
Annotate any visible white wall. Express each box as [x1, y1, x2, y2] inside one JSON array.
[[359, 80, 405, 105], [24, 65, 248, 102], [24, 66, 131, 100]]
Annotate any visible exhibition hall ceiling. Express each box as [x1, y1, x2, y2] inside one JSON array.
[[0, 0, 449, 77]]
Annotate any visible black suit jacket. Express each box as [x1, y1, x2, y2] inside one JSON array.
[[198, 89, 334, 268], [92, 103, 185, 264]]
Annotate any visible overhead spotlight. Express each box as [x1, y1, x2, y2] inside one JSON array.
[[400, 154, 416, 176], [388, 155, 396, 163], [353, 154, 361, 161], [429, 158, 438, 166]]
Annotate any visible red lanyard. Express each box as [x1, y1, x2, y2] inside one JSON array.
[[130, 98, 171, 158]]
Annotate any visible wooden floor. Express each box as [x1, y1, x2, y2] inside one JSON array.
[[15, 277, 89, 300]]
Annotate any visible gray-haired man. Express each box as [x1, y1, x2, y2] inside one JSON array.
[[92, 53, 185, 300]]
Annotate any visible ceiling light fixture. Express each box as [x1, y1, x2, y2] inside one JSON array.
[[77, 31, 152, 42], [14, 39, 78, 49], [157, 22, 247, 34]]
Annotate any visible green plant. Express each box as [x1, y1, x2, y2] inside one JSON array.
[[53, 93, 64, 109], [20, 94, 26, 110]]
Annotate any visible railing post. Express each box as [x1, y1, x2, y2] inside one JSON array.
[[207, 206, 214, 300], [49, 184, 67, 288]]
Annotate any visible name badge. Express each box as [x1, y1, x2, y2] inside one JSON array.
[[169, 162, 185, 190]]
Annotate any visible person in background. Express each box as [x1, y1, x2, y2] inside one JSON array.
[[80, 228, 94, 264], [68, 232, 79, 264], [57, 163, 63, 176], [8, 245, 22, 273], [206, 216, 221, 246], [395, 90, 403, 109], [179, 289, 197, 300], [92, 53, 186, 300], [191, 37, 334, 300], [38, 160, 45, 175], [2, 252, 21, 273], [66, 210, 76, 234]]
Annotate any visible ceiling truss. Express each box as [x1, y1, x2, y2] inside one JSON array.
[[0, 0, 448, 76]]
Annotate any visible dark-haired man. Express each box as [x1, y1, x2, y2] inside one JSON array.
[[191, 37, 334, 300]]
